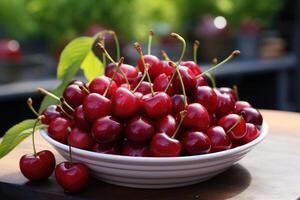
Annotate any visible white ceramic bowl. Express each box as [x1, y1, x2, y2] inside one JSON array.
[[40, 122, 268, 189]]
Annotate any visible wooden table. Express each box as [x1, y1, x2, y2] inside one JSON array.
[[0, 110, 299, 200]]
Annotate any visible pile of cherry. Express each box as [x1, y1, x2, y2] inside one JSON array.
[[19, 32, 263, 193]]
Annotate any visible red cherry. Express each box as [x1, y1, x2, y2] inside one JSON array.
[[69, 128, 94, 150], [173, 66, 197, 94], [218, 114, 246, 140], [92, 143, 120, 155], [125, 116, 155, 144], [196, 76, 208, 87], [41, 105, 62, 124], [68, 80, 86, 87], [206, 126, 232, 152], [111, 87, 140, 119], [171, 94, 186, 115], [121, 139, 150, 157], [63, 84, 87, 108], [82, 93, 111, 122], [55, 162, 89, 193], [48, 117, 71, 144], [134, 81, 152, 95], [73, 105, 90, 130], [105, 63, 138, 85], [150, 132, 182, 157], [218, 87, 238, 102], [160, 60, 175, 76], [234, 101, 252, 114], [92, 116, 123, 144], [209, 114, 218, 127], [181, 131, 211, 155], [19, 150, 55, 181], [88, 76, 117, 98], [242, 123, 260, 144], [181, 61, 202, 75], [137, 55, 161, 79], [182, 103, 209, 132], [142, 92, 172, 119], [155, 115, 176, 137], [214, 90, 235, 118], [241, 107, 263, 126], [193, 86, 218, 114], [153, 73, 174, 96]]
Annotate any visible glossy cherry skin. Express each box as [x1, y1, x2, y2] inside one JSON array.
[[181, 61, 202, 76], [173, 66, 197, 94], [193, 86, 218, 114], [209, 114, 218, 127], [234, 101, 252, 114], [160, 60, 175, 76], [142, 92, 172, 119], [125, 116, 155, 144], [241, 107, 263, 126], [171, 94, 186, 115], [153, 73, 174, 96], [218, 114, 246, 140], [218, 87, 237, 102], [69, 128, 94, 150], [206, 126, 232, 152], [181, 131, 211, 155], [92, 143, 120, 155], [48, 117, 71, 144], [63, 84, 87, 108], [105, 63, 138, 85], [196, 76, 208, 87], [134, 81, 152, 95], [19, 150, 55, 181], [92, 116, 123, 144], [182, 103, 210, 132], [82, 93, 111, 122], [137, 55, 161, 79], [121, 139, 151, 157], [41, 105, 62, 124], [155, 115, 176, 137], [111, 87, 140, 119], [242, 123, 260, 144], [55, 162, 89, 193], [150, 132, 182, 157], [88, 76, 117, 98], [73, 105, 90, 130], [214, 90, 235, 118]]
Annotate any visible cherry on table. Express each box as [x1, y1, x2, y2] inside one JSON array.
[[206, 126, 232, 152], [69, 128, 94, 150], [48, 117, 71, 144], [181, 131, 211, 155]]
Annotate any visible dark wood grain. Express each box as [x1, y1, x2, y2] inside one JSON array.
[[0, 110, 300, 200]]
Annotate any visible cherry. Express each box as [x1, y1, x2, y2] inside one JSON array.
[[242, 123, 260, 144], [142, 92, 172, 119], [241, 107, 263, 126], [20, 150, 55, 181], [160, 60, 174, 76], [137, 54, 161, 79], [182, 103, 209, 132], [214, 90, 235, 118], [218, 87, 238, 102], [69, 128, 94, 150], [92, 143, 120, 155], [234, 101, 252, 114], [55, 162, 89, 193], [125, 116, 155, 144], [63, 84, 87, 108], [181, 131, 211, 155], [196, 76, 208, 87], [41, 105, 62, 124], [209, 114, 218, 127], [48, 117, 71, 144], [155, 115, 176, 137], [171, 94, 186, 115], [193, 86, 218, 114], [150, 132, 182, 157], [153, 73, 174, 96], [134, 81, 152, 95], [68, 80, 86, 87], [92, 116, 123, 144], [105, 63, 138, 85], [181, 61, 202, 76], [218, 114, 246, 140], [173, 65, 197, 94], [121, 139, 150, 157], [111, 87, 140, 119], [73, 105, 91, 130], [88, 76, 117, 98], [82, 93, 111, 122], [206, 126, 232, 152]]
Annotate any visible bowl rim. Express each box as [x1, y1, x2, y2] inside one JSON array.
[[40, 121, 268, 163]]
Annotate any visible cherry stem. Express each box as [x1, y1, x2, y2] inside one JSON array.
[[132, 64, 149, 93], [99, 34, 106, 67], [233, 85, 239, 101], [172, 110, 187, 139], [60, 97, 74, 112], [79, 85, 90, 94], [164, 64, 177, 93], [170, 33, 186, 65], [169, 61, 188, 107], [148, 31, 154, 55], [196, 50, 240, 79], [32, 116, 43, 156], [205, 73, 216, 88], [161, 50, 170, 61], [67, 127, 73, 164], [57, 104, 73, 119], [37, 88, 60, 102], [109, 30, 121, 60], [193, 40, 200, 64], [27, 98, 39, 117], [226, 112, 245, 133], [145, 65, 154, 96], [103, 57, 124, 97], [97, 43, 130, 87]]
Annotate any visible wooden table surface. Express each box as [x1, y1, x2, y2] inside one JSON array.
[[0, 109, 299, 200]]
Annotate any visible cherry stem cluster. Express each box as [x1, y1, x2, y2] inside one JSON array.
[[161, 50, 170, 61], [193, 40, 200, 64]]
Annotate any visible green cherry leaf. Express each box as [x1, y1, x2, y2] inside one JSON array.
[[81, 51, 104, 81]]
